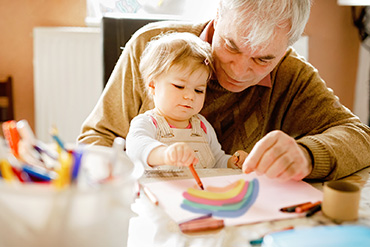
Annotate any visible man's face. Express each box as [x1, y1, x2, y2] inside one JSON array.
[[212, 10, 290, 92]]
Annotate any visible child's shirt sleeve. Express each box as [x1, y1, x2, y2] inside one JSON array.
[[126, 112, 165, 168]]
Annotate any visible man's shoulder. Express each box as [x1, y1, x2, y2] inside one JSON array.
[[280, 47, 314, 69], [274, 46, 317, 78]]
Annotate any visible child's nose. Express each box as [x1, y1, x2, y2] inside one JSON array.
[[183, 90, 195, 100]]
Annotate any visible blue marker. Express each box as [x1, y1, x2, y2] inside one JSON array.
[[71, 148, 84, 182], [23, 165, 57, 182]]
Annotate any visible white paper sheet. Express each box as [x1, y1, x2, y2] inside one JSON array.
[[146, 173, 323, 226]]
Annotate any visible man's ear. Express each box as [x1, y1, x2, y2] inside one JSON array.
[[148, 81, 155, 95]]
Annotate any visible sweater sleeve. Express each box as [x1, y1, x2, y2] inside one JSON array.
[[125, 112, 165, 168], [274, 49, 370, 180], [198, 115, 231, 168]]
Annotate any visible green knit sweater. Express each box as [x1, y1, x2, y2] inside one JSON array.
[[78, 20, 370, 181]]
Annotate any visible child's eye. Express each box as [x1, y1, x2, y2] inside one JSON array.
[[173, 84, 184, 89], [195, 89, 204, 94]]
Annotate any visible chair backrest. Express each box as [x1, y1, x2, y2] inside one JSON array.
[[0, 76, 14, 122], [102, 15, 174, 87]]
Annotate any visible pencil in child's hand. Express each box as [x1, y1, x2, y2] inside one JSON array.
[[189, 163, 204, 190]]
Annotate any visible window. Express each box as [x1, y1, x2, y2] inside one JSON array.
[[86, 0, 219, 26]]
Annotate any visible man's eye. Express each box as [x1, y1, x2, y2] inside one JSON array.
[[173, 84, 184, 89], [254, 58, 269, 65], [224, 42, 238, 53], [226, 45, 237, 53], [195, 89, 204, 94]]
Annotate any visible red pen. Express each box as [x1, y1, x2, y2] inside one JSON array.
[[189, 163, 204, 190]]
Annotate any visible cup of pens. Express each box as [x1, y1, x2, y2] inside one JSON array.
[[0, 120, 142, 247]]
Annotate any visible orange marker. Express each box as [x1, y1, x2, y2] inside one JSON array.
[[189, 163, 204, 190], [2, 120, 20, 158]]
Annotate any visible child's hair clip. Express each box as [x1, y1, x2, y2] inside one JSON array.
[[204, 58, 209, 66]]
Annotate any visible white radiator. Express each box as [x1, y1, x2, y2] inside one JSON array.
[[33, 27, 103, 143]]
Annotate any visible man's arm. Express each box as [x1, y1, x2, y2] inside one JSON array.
[[77, 30, 154, 146], [243, 49, 370, 181]]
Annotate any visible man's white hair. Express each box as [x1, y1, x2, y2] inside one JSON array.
[[219, 0, 311, 50]]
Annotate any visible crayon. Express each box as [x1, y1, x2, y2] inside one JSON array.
[[295, 201, 322, 213], [135, 182, 141, 198], [305, 204, 322, 217], [179, 217, 224, 233], [280, 201, 311, 212], [189, 164, 204, 190], [143, 185, 159, 205]]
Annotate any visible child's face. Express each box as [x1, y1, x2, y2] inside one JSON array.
[[150, 64, 209, 128]]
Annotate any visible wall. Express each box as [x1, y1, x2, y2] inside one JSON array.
[[0, 0, 362, 134], [0, 0, 86, 132], [305, 1, 361, 110]]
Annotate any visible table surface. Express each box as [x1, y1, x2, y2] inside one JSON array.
[[127, 167, 370, 247]]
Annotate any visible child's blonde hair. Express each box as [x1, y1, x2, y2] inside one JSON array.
[[139, 32, 214, 95]]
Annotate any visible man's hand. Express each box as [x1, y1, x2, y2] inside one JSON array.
[[242, 130, 312, 181]]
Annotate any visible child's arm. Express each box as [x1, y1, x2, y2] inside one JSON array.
[[147, 142, 198, 167], [227, 150, 248, 169]]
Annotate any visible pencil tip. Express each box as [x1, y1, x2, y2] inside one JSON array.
[[200, 185, 204, 190]]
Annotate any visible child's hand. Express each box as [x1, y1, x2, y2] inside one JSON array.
[[164, 142, 198, 167], [227, 150, 248, 169]]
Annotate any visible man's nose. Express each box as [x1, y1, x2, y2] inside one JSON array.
[[229, 54, 252, 77]]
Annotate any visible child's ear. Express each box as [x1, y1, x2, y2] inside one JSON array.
[[148, 81, 155, 95]]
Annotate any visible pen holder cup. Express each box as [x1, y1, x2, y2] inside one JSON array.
[[0, 145, 142, 247], [322, 180, 361, 223]]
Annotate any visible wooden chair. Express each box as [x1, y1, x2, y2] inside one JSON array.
[[0, 76, 14, 122]]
